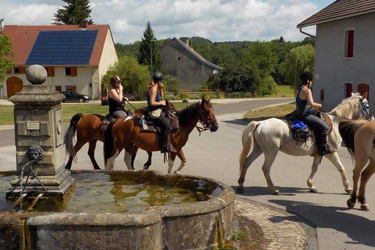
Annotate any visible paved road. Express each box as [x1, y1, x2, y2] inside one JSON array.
[[1, 97, 375, 249]]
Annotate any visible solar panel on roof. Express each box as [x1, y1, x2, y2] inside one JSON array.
[[26, 30, 98, 65]]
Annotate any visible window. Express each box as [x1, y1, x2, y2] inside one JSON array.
[[345, 83, 353, 98], [320, 89, 325, 101], [55, 86, 62, 92], [66, 85, 76, 92], [357, 83, 369, 101], [14, 67, 26, 74], [65, 67, 77, 76], [345, 29, 355, 58]]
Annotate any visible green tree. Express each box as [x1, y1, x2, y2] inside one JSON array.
[[206, 65, 261, 95], [103, 56, 150, 99], [163, 75, 181, 94], [0, 33, 14, 94], [243, 41, 277, 79], [53, 0, 93, 25], [138, 21, 162, 74], [282, 44, 315, 90]]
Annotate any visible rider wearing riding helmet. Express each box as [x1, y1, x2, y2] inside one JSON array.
[[147, 71, 171, 153], [288, 72, 332, 156], [108, 75, 129, 118]]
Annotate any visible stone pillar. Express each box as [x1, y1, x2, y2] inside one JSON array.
[[6, 65, 75, 198]]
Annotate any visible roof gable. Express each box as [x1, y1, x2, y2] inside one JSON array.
[[297, 0, 375, 28], [2, 25, 111, 66], [161, 37, 222, 70], [26, 30, 98, 65]]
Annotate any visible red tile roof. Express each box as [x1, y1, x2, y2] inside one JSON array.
[[297, 0, 375, 28], [1, 24, 111, 66]]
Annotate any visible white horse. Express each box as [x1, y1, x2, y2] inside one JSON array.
[[238, 93, 371, 195]]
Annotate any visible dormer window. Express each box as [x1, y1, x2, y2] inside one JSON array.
[[345, 29, 355, 58]]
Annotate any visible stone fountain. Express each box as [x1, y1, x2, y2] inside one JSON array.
[[0, 65, 236, 250]]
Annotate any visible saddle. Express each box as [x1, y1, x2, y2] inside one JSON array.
[[289, 111, 333, 144], [100, 110, 133, 132], [139, 110, 179, 133]]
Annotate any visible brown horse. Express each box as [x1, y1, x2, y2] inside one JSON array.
[[64, 113, 152, 170], [104, 98, 218, 173], [339, 119, 375, 211]]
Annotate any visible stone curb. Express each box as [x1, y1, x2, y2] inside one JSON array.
[[235, 197, 317, 250]]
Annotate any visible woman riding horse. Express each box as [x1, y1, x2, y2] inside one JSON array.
[[108, 75, 128, 118], [147, 72, 170, 153], [285, 72, 331, 156]]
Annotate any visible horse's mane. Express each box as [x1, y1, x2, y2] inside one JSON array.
[[328, 93, 361, 118], [176, 102, 199, 124], [338, 119, 367, 156]]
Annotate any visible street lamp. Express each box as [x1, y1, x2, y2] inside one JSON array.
[[150, 39, 157, 77]]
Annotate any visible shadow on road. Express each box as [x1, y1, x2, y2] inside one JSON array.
[[232, 185, 312, 196], [221, 119, 248, 126], [269, 199, 375, 248]]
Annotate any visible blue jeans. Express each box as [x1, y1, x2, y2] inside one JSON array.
[[301, 113, 329, 135]]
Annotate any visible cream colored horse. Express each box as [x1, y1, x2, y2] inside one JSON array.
[[238, 93, 371, 195], [339, 119, 375, 211]]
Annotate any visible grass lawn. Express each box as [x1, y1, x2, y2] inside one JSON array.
[[0, 101, 193, 125], [243, 103, 295, 122], [273, 85, 294, 97]]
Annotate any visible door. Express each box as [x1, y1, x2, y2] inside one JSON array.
[[357, 83, 369, 101], [6, 77, 23, 98]]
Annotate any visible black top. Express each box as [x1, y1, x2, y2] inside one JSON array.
[[109, 96, 125, 114], [147, 91, 163, 111]]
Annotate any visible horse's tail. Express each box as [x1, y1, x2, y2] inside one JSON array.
[[239, 121, 259, 175], [339, 119, 367, 156], [64, 113, 83, 158], [104, 121, 115, 165]]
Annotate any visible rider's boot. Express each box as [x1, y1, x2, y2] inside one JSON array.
[[160, 131, 169, 153], [316, 133, 333, 156]]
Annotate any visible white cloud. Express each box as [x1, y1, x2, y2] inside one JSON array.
[[0, 0, 321, 43]]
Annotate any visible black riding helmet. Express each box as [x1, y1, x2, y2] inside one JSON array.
[[152, 71, 164, 83], [299, 72, 313, 83]]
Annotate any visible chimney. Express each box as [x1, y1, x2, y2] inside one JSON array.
[[0, 19, 4, 31], [180, 37, 189, 47], [79, 21, 88, 29]]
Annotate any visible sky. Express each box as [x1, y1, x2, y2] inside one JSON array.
[[0, 0, 334, 44]]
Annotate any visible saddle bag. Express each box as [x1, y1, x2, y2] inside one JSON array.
[[290, 120, 312, 143]]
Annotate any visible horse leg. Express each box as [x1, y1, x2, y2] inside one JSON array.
[[358, 159, 375, 211], [173, 149, 187, 174], [261, 150, 280, 195], [347, 158, 368, 209], [324, 152, 352, 194], [105, 148, 120, 171], [167, 153, 177, 174], [143, 152, 152, 170], [124, 144, 135, 170], [88, 139, 100, 170], [306, 155, 321, 193], [237, 145, 262, 193]]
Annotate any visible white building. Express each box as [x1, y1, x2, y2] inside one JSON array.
[[1, 22, 118, 99], [297, 0, 375, 111]]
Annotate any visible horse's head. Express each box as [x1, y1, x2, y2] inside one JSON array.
[[198, 98, 218, 132], [352, 92, 371, 120]]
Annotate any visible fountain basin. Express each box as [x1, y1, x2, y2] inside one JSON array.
[[0, 170, 235, 250]]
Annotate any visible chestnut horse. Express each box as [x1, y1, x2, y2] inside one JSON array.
[[103, 98, 218, 173], [64, 113, 152, 170], [238, 93, 371, 195], [339, 119, 375, 211]]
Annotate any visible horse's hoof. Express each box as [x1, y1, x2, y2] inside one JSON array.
[[143, 165, 150, 170], [347, 199, 355, 209], [310, 188, 318, 193], [237, 187, 244, 193], [345, 188, 352, 195], [273, 190, 282, 195], [361, 204, 370, 211], [173, 171, 180, 175]]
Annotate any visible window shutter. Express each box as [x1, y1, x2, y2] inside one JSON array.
[[345, 83, 353, 97], [48, 67, 55, 77], [71, 67, 77, 76], [19, 67, 26, 74], [347, 30, 354, 57]]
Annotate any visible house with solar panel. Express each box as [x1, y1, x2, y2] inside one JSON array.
[[159, 37, 222, 91], [297, 0, 375, 111], [1, 22, 118, 99]]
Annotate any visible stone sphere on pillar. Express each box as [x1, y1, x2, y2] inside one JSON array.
[[26, 64, 47, 85]]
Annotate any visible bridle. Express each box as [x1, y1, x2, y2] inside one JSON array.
[[194, 102, 217, 135], [357, 98, 372, 120]]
